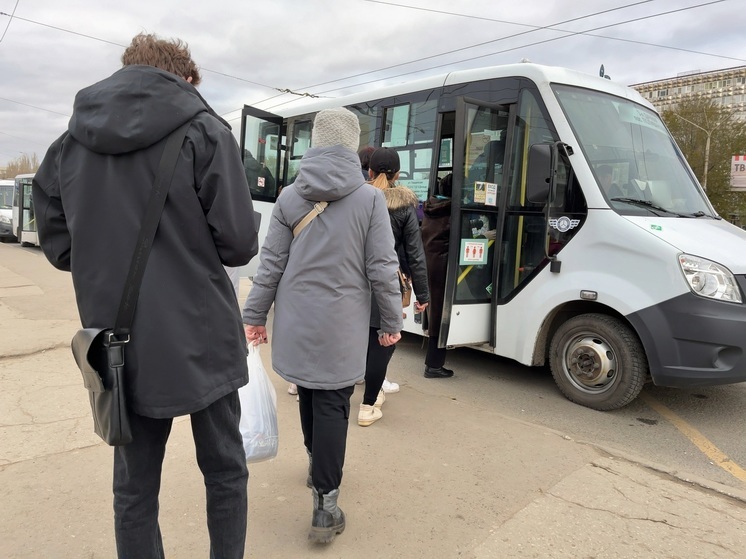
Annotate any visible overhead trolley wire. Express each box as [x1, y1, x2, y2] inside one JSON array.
[[0, 11, 287, 93], [0, 0, 19, 43], [1, 1, 740, 121], [261, 0, 735, 112]]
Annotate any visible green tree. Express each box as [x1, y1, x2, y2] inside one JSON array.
[[661, 99, 746, 223], [2, 153, 40, 179]]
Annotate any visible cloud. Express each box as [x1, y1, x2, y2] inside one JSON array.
[[0, 0, 743, 167]]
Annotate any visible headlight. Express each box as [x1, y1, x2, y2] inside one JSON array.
[[0, 215, 10, 224], [678, 254, 742, 303]]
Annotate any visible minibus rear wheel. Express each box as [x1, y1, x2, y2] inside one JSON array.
[[549, 313, 647, 411]]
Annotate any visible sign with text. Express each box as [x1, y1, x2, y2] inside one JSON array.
[[399, 179, 430, 202], [731, 155, 746, 191]]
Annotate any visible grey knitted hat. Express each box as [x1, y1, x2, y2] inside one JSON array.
[[311, 107, 360, 153]]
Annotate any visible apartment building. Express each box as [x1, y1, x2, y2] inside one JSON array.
[[631, 65, 746, 120]]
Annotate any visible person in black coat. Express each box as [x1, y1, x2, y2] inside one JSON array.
[[420, 173, 455, 378], [32, 33, 258, 558], [360, 148, 430, 426], [358, 145, 376, 180]]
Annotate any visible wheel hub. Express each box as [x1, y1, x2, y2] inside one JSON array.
[[566, 336, 616, 389]]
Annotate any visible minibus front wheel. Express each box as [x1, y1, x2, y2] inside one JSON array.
[[549, 313, 647, 411]]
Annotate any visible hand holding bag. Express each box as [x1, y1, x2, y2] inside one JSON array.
[[69, 121, 191, 446], [239, 344, 279, 463]]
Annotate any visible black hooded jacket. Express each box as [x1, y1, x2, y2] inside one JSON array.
[[369, 185, 429, 328], [33, 65, 258, 418]]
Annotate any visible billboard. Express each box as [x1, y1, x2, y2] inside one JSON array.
[[732, 155, 746, 191]]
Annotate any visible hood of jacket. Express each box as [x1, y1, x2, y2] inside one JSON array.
[[68, 65, 229, 155], [382, 184, 419, 211], [423, 195, 452, 218], [293, 146, 366, 202]]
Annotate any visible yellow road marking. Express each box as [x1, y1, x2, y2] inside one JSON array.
[[641, 393, 746, 482]]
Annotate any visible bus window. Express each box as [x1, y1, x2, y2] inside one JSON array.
[[554, 85, 708, 216], [287, 118, 313, 186], [0, 180, 14, 242], [348, 105, 377, 152], [380, 100, 438, 202], [383, 105, 409, 147], [240, 107, 283, 202], [498, 88, 585, 298]]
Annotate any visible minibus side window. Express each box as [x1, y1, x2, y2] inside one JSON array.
[[242, 114, 281, 201]]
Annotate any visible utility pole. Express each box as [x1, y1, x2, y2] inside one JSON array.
[[674, 114, 716, 191]]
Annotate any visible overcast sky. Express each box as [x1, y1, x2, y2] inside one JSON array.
[[0, 0, 744, 168]]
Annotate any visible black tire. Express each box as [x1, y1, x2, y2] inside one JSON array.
[[549, 313, 646, 411]]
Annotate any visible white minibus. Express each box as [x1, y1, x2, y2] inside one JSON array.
[[238, 63, 746, 410], [0, 179, 15, 242], [13, 173, 39, 247]]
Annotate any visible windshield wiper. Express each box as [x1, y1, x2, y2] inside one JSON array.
[[610, 197, 689, 217], [684, 210, 720, 219]]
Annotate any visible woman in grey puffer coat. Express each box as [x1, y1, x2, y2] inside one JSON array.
[[242, 108, 402, 544]]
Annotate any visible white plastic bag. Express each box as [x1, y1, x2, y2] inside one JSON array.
[[239, 344, 279, 463]]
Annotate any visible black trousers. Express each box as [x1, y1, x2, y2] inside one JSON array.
[[425, 335, 447, 368], [363, 327, 396, 405], [113, 391, 248, 559], [297, 384, 355, 494]]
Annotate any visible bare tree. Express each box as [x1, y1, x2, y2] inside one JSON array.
[[2, 153, 40, 179]]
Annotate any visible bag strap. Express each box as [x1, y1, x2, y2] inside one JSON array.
[[292, 201, 328, 238], [111, 121, 192, 340]]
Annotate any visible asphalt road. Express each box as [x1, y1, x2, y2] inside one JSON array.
[[389, 332, 746, 491], [3, 242, 745, 558]]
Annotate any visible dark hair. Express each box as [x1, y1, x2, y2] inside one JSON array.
[[121, 33, 201, 85], [439, 173, 453, 197], [358, 146, 376, 171]]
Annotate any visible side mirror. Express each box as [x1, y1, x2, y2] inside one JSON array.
[[526, 144, 552, 204]]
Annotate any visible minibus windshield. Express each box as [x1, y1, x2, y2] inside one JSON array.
[[0, 185, 13, 209], [553, 84, 714, 218]]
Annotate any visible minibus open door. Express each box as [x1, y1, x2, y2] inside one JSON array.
[[239, 105, 285, 201], [439, 98, 512, 349]]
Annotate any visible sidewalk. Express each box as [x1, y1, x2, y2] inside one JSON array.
[[1, 242, 745, 558]]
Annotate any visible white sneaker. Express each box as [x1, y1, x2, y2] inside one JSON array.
[[358, 403, 383, 426], [374, 390, 385, 408], [382, 378, 399, 394]]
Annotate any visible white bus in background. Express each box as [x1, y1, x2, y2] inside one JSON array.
[[12, 173, 39, 247], [238, 63, 746, 411], [0, 179, 16, 242]]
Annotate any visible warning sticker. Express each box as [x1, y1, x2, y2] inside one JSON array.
[[459, 238, 488, 266]]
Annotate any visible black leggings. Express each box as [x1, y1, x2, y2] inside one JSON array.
[[363, 327, 396, 405]]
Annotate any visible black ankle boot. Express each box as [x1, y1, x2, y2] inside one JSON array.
[[309, 488, 345, 544], [424, 365, 454, 378]]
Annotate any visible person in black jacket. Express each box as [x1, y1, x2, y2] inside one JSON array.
[[421, 173, 455, 378], [359, 147, 430, 426], [358, 145, 376, 180], [32, 33, 258, 559]]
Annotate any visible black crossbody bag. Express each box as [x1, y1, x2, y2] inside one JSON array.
[[70, 121, 191, 446]]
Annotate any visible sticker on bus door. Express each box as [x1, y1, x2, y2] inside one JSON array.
[[475, 181, 498, 206], [460, 238, 489, 265]]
